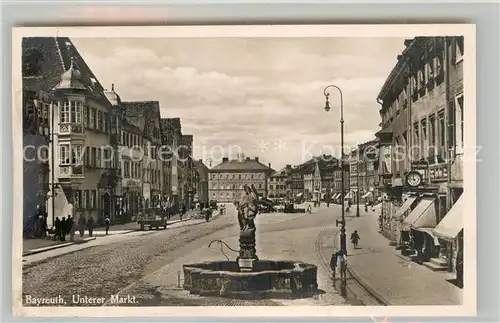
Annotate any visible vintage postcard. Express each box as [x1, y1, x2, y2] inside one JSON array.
[[12, 24, 476, 317]]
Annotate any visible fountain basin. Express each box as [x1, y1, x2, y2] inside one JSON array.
[[183, 260, 318, 299]]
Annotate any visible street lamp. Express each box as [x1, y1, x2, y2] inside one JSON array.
[[356, 158, 360, 217], [323, 85, 347, 256]]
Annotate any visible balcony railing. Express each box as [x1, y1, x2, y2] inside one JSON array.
[[59, 165, 85, 178]]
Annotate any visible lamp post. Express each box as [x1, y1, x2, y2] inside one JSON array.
[[356, 159, 360, 217], [323, 85, 347, 255]]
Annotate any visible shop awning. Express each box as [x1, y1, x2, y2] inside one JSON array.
[[321, 193, 326, 199], [392, 196, 417, 221], [296, 192, 303, 197], [401, 198, 436, 231], [414, 227, 440, 246], [345, 191, 353, 199], [361, 192, 372, 199], [332, 193, 339, 199], [432, 196, 464, 241]]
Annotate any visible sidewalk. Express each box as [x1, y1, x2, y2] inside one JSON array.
[[343, 213, 462, 305], [22, 210, 209, 256]]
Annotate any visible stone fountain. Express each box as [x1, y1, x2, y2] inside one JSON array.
[[182, 184, 318, 299]]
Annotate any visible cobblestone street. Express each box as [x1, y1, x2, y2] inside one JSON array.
[[22, 205, 355, 307]]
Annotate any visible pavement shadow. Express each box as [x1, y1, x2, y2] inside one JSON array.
[[446, 278, 463, 289]]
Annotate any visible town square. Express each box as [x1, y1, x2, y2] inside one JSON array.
[[21, 33, 465, 307]]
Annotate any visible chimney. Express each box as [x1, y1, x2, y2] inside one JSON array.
[[286, 164, 291, 169], [268, 163, 271, 168], [111, 83, 115, 91], [222, 157, 229, 162], [255, 157, 259, 162], [246, 157, 251, 161]]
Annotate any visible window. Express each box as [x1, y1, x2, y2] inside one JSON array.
[[89, 108, 95, 129], [124, 161, 129, 177], [429, 116, 436, 146], [433, 56, 443, 77], [70, 101, 82, 123], [72, 145, 84, 165], [96, 110, 101, 131], [91, 147, 97, 167], [103, 112, 108, 133], [83, 190, 89, 209], [232, 174, 235, 179], [60, 144, 70, 165], [454, 37, 464, 64], [74, 191, 81, 209], [457, 95, 464, 148], [91, 190, 96, 209], [447, 101, 456, 149], [60, 101, 70, 123], [83, 106, 89, 127], [259, 184, 262, 189], [439, 111, 445, 147], [96, 148, 101, 168], [239, 175, 242, 179]]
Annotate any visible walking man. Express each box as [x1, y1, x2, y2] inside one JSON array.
[[104, 216, 111, 235], [87, 216, 95, 237], [330, 250, 339, 281]]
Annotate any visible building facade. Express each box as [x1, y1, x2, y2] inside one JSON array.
[[208, 156, 273, 203], [194, 159, 209, 206], [268, 165, 291, 198], [349, 149, 360, 203], [375, 36, 464, 276], [22, 37, 125, 226], [358, 139, 380, 203], [122, 101, 163, 211]]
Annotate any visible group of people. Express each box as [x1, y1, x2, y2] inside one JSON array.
[[329, 230, 361, 281]]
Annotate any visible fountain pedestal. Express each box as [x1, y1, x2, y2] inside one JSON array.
[[237, 222, 258, 272]]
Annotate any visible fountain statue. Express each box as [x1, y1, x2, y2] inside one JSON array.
[[182, 182, 318, 299], [236, 184, 260, 271]]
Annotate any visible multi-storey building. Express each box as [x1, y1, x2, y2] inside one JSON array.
[[208, 156, 273, 203], [268, 165, 292, 199], [120, 118, 143, 217], [22, 37, 125, 226], [22, 87, 50, 235], [194, 159, 210, 206], [375, 36, 464, 275], [122, 101, 163, 211], [349, 149, 359, 203], [160, 118, 182, 208], [358, 139, 380, 203]]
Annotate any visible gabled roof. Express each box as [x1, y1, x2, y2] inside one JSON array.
[[271, 167, 292, 177], [211, 158, 274, 172], [22, 37, 108, 103], [122, 101, 161, 138]]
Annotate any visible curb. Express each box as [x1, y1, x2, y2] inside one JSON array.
[[345, 265, 390, 306], [22, 237, 96, 257]]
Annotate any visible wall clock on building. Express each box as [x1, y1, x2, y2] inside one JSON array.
[[406, 171, 423, 187]]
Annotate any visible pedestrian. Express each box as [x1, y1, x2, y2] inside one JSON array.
[[364, 203, 368, 213], [60, 217, 66, 241], [69, 217, 76, 242], [87, 217, 94, 237], [330, 250, 339, 281], [78, 215, 86, 237], [180, 204, 186, 221], [54, 217, 61, 241], [66, 215, 73, 236], [104, 216, 110, 235], [350, 230, 360, 249]]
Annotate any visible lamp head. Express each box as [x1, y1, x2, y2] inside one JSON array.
[[324, 98, 331, 112]]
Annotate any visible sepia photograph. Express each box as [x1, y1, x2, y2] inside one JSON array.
[[13, 25, 476, 317]]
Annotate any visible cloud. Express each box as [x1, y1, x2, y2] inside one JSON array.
[[72, 37, 405, 170]]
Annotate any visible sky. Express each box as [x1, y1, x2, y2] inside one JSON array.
[[72, 37, 406, 170]]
